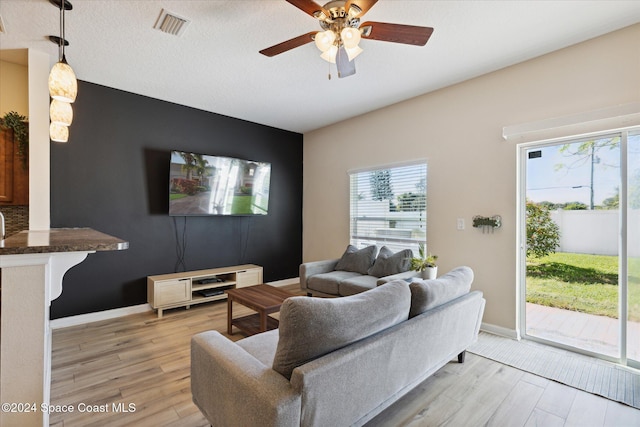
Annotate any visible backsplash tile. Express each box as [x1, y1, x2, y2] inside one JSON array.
[[1, 206, 29, 237]]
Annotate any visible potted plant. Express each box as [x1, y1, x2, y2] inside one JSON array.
[[0, 111, 29, 169], [410, 243, 438, 279]]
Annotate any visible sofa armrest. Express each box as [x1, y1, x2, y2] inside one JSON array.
[[376, 270, 420, 286], [299, 258, 339, 292], [191, 331, 300, 427]]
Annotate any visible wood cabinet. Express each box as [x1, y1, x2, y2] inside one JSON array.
[[0, 128, 28, 205], [147, 264, 263, 318]]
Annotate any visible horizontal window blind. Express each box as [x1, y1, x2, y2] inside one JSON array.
[[349, 162, 427, 255]]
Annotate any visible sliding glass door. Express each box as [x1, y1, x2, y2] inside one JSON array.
[[520, 129, 639, 367], [627, 131, 640, 363]]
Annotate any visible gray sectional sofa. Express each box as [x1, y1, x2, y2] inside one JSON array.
[[191, 266, 485, 427], [300, 245, 419, 297]]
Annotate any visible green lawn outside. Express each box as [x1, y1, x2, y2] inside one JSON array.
[[231, 195, 254, 214], [230, 195, 267, 215], [526, 252, 640, 321]]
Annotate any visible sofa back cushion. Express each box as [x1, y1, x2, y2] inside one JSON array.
[[409, 266, 474, 318], [367, 246, 413, 277], [272, 281, 411, 380], [334, 245, 377, 275]]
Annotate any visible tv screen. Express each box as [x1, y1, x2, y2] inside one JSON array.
[[169, 151, 271, 216]]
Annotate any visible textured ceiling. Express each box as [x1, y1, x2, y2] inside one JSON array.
[[1, 0, 639, 133]]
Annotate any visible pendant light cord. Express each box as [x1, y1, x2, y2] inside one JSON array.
[[58, 1, 64, 62]]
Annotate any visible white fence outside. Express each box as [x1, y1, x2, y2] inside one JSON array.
[[550, 209, 640, 257]]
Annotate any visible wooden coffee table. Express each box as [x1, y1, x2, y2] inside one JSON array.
[[226, 284, 294, 336]]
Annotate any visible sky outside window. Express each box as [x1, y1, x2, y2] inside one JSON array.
[[526, 137, 620, 206]]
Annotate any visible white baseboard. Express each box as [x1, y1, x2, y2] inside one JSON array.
[[50, 277, 301, 329], [480, 322, 520, 340], [51, 303, 153, 329]]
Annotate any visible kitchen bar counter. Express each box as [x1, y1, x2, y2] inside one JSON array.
[[0, 227, 128, 255], [0, 228, 128, 427]]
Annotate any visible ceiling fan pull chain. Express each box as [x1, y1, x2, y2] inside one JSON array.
[[328, 62, 331, 80]]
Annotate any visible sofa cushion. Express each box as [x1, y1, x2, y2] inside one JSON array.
[[334, 245, 377, 275], [338, 275, 378, 296], [367, 246, 413, 278], [408, 266, 474, 318], [236, 329, 279, 367], [307, 271, 361, 295], [272, 281, 411, 380]]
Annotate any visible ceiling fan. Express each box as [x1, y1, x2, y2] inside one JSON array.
[[259, 0, 434, 78]]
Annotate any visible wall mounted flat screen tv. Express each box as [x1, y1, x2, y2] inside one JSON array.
[[169, 150, 271, 216]]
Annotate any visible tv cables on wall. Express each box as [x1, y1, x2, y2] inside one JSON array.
[[173, 216, 187, 272]]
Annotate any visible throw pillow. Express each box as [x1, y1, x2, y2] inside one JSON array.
[[367, 246, 413, 277], [408, 266, 474, 318], [334, 244, 377, 275], [272, 281, 411, 380]]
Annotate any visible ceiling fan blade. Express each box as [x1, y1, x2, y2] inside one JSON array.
[[259, 31, 318, 57], [286, 0, 327, 18], [345, 0, 378, 18], [360, 21, 434, 46]]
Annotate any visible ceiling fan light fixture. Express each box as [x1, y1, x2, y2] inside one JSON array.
[[341, 26, 361, 49], [314, 30, 336, 52], [49, 99, 73, 126], [320, 45, 338, 63], [345, 44, 363, 61], [50, 122, 69, 143]]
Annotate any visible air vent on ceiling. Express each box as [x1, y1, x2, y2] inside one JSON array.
[[0, 15, 6, 34], [153, 9, 190, 37]]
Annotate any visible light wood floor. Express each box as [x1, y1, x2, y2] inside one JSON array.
[[50, 284, 640, 427]]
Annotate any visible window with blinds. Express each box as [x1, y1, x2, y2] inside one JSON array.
[[349, 162, 427, 255]]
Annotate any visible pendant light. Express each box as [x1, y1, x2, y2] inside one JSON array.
[[48, 0, 76, 143], [49, 99, 73, 126], [48, 59, 77, 103], [49, 123, 69, 143]]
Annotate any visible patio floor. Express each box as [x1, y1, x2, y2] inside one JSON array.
[[526, 303, 640, 362]]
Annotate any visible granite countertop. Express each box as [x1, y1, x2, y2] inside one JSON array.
[[0, 228, 129, 255]]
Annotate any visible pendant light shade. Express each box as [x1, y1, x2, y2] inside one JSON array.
[[50, 122, 69, 143], [341, 27, 361, 49], [49, 99, 73, 126], [345, 45, 363, 61], [320, 45, 338, 63], [314, 30, 336, 52], [48, 58, 77, 103]]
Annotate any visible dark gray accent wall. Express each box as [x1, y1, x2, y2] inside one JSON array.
[[50, 81, 303, 319]]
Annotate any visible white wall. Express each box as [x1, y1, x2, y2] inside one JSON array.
[[0, 57, 28, 117], [27, 49, 50, 230], [303, 24, 640, 332]]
